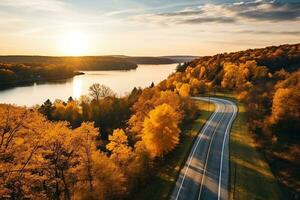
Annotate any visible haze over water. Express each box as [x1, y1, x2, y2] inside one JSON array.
[[0, 64, 176, 106]]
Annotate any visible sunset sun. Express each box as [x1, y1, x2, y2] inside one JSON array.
[[59, 31, 89, 56]]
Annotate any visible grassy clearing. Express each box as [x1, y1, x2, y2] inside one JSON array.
[[229, 100, 282, 200], [132, 100, 215, 200]]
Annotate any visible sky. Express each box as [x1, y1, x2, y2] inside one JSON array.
[[0, 0, 299, 56]]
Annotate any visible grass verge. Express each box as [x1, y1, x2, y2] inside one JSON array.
[[132, 100, 215, 200], [229, 99, 282, 200]]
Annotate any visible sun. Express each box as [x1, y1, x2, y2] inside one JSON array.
[[59, 31, 89, 56]]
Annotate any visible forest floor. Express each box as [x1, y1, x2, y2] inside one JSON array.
[[132, 100, 215, 200]]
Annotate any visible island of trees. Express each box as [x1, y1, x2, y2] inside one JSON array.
[[0, 43, 299, 199]]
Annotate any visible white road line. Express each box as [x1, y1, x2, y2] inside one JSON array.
[[217, 99, 237, 200], [174, 99, 220, 200], [198, 100, 227, 200]]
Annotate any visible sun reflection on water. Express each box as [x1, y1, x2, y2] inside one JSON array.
[[73, 78, 82, 99]]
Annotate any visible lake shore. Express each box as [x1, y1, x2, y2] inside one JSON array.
[[0, 71, 84, 90], [0, 64, 177, 106]]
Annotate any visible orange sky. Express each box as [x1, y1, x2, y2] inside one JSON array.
[[0, 0, 299, 56]]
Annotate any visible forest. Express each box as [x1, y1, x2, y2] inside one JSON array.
[[0, 63, 81, 87], [0, 80, 197, 199], [0, 55, 181, 72], [0, 56, 138, 71], [0, 43, 299, 199], [173, 43, 300, 198]]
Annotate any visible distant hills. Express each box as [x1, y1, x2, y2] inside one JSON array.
[[112, 55, 198, 64], [162, 56, 199, 63], [0, 55, 198, 71]]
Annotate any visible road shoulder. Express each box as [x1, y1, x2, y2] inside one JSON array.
[[229, 100, 282, 200]]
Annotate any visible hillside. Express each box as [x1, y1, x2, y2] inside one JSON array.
[[182, 43, 300, 73], [158, 43, 300, 199]]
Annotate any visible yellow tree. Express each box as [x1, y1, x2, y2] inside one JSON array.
[[89, 152, 127, 200], [73, 122, 99, 193], [142, 104, 181, 158], [270, 87, 300, 125], [178, 83, 190, 97], [221, 62, 238, 89], [0, 105, 47, 199], [199, 66, 206, 79], [106, 129, 133, 169], [72, 124, 127, 200], [41, 121, 79, 200], [128, 89, 184, 138]]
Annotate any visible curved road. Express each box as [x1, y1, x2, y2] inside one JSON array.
[[170, 97, 237, 200]]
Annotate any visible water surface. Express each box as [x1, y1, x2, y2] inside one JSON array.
[[0, 64, 176, 106]]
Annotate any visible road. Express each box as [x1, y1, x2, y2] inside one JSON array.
[[170, 97, 237, 200]]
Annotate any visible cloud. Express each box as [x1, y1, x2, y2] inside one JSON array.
[[180, 17, 236, 24], [103, 9, 141, 17], [237, 30, 300, 35], [228, 1, 300, 22], [157, 10, 204, 17], [132, 0, 300, 25]]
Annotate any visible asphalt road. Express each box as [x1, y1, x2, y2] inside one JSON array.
[[170, 97, 237, 200]]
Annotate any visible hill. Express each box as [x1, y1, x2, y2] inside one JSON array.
[[182, 43, 300, 73], [158, 43, 300, 199]]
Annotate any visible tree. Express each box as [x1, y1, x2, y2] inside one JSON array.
[[40, 121, 81, 200], [80, 152, 126, 200], [0, 105, 47, 199], [39, 99, 54, 119], [89, 83, 115, 102], [178, 83, 190, 97], [106, 129, 133, 169], [0, 69, 16, 83], [176, 62, 189, 72], [51, 100, 82, 127], [269, 86, 300, 136], [73, 122, 99, 193], [150, 82, 155, 88], [128, 88, 185, 138], [142, 104, 181, 158]]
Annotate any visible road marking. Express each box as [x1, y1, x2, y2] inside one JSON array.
[[217, 99, 237, 200], [174, 99, 220, 200], [198, 100, 227, 200]]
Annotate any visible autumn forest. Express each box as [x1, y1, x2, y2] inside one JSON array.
[[0, 43, 299, 199]]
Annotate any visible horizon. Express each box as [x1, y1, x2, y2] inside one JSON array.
[[0, 42, 298, 58], [0, 0, 299, 56]]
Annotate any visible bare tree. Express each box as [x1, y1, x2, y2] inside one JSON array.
[[89, 83, 115, 101]]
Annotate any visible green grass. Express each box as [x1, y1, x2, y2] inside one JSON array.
[[132, 100, 215, 200], [229, 100, 282, 200]]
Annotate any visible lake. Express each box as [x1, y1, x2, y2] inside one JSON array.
[[0, 64, 176, 106]]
